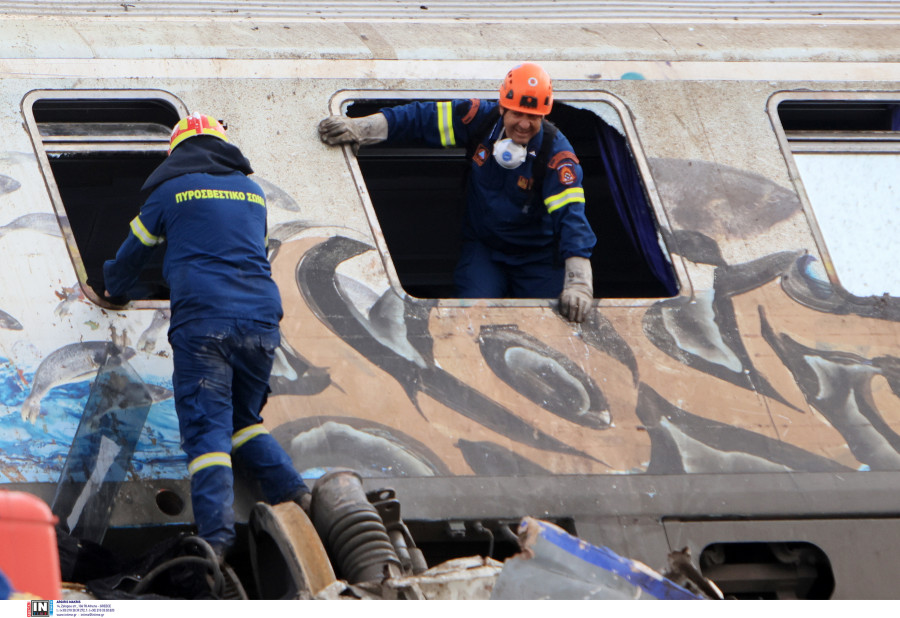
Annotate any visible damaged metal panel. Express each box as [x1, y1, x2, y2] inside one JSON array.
[[491, 518, 704, 600]]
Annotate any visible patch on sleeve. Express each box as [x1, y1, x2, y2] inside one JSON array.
[[558, 164, 577, 186], [548, 150, 580, 168], [461, 98, 481, 125]]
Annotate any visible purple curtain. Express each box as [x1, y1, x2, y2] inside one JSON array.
[[595, 120, 679, 296]]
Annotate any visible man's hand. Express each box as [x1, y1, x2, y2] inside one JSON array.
[[318, 114, 388, 152], [559, 256, 593, 323], [103, 289, 129, 307]]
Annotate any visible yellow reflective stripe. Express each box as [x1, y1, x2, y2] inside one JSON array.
[[544, 187, 585, 214], [437, 101, 456, 148], [130, 216, 160, 247], [188, 452, 232, 475], [232, 424, 268, 450]]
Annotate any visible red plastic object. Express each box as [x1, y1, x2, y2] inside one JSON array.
[[0, 491, 61, 599]]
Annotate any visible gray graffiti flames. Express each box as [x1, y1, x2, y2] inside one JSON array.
[[0, 309, 23, 330], [478, 324, 610, 430], [270, 335, 332, 397], [635, 383, 852, 475], [0, 174, 21, 196], [782, 255, 900, 322], [579, 310, 639, 387], [19, 342, 137, 423], [643, 243, 801, 409], [295, 235, 599, 463], [254, 176, 301, 213], [271, 416, 450, 477], [760, 307, 900, 470], [650, 158, 801, 239], [0, 213, 63, 239], [457, 439, 552, 476]]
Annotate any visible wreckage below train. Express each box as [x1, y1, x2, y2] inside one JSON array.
[[45, 471, 718, 600]]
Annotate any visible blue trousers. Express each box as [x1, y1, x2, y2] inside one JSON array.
[[454, 240, 565, 299], [169, 318, 309, 551]]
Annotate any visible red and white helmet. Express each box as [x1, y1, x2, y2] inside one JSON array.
[[499, 62, 553, 116], [168, 112, 228, 154]]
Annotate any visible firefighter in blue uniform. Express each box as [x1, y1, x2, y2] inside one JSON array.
[[318, 62, 597, 322], [103, 113, 310, 559]]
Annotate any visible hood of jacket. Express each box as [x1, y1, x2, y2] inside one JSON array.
[[141, 135, 254, 195]]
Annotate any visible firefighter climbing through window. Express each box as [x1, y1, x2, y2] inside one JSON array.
[[103, 112, 311, 563]]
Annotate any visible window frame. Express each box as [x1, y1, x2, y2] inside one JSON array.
[[769, 90, 900, 297], [22, 89, 188, 310], [328, 88, 686, 309]]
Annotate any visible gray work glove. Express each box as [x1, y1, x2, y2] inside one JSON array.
[[559, 256, 593, 323], [318, 113, 388, 152]]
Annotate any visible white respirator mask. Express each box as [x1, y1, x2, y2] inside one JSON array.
[[492, 138, 528, 169]]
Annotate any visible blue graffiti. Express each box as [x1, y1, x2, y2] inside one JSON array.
[[0, 357, 185, 483]]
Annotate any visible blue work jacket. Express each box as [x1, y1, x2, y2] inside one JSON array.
[[104, 166, 282, 332], [381, 99, 597, 265]]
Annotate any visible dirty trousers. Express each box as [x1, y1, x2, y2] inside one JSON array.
[[169, 318, 310, 551]]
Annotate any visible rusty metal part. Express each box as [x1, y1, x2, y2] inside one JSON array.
[[248, 501, 337, 599], [311, 469, 401, 583], [367, 487, 428, 574]]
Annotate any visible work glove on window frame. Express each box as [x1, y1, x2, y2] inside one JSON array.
[[318, 113, 388, 153], [559, 256, 593, 323]]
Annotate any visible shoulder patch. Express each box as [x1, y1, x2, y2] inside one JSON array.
[[558, 165, 577, 186], [548, 150, 580, 169], [461, 98, 481, 125]]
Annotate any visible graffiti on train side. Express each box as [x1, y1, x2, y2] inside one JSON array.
[[1, 158, 899, 483]]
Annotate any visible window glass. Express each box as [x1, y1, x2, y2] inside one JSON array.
[[778, 99, 900, 297], [793, 153, 899, 296]]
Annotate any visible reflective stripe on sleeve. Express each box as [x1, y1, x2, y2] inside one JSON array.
[[232, 424, 269, 450], [130, 216, 161, 247], [188, 452, 232, 475], [437, 101, 456, 148], [544, 187, 585, 214]]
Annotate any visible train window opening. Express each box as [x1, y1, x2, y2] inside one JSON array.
[[25, 93, 185, 304], [776, 98, 900, 297], [699, 541, 834, 600], [348, 99, 678, 300]]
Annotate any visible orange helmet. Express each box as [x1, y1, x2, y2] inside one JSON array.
[[168, 112, 228, 154], [499, 62, 553, 115]]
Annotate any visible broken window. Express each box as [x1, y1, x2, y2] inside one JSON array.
[[24, 91, 186, 304], [776, 98, 900, 296], [344, 96, 678, 301]]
